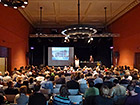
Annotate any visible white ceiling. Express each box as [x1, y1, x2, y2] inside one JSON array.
[[19, 0, 140, 28]]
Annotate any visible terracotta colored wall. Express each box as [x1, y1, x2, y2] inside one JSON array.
[[110, 4, 140, 68], [0, 4, 32, 70]]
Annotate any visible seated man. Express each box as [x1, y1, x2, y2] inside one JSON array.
[[40, 75, 53, 92], [135, 81, 140, 93], [78, 73, 88, 93], [84, 80, 99, 98], [66, 74, 79, 90], [28, 85, 46, 105], [125, 85, 140, 105]]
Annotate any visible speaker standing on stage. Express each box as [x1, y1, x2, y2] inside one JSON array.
[[89, 55, 94, 63]]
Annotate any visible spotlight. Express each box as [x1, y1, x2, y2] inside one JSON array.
[[24, 1, 28, 4], [90, 37, 93, 41], [88, 39, 91, 43], [13, 6, 17, 9], [21, 5, 25, 8], [4, 4, 8, 6], [88, 37, 93, 43]]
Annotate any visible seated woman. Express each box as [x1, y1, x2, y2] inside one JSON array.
[[53, 85, 71, 105], [14, 85, 29, 105]]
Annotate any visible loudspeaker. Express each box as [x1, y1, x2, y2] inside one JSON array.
[[114, 51, 120, 57]]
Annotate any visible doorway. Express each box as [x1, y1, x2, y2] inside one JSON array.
[[0, 46, 10, 75], [134, 53, 140, 70], [0, 57, 7, 75]]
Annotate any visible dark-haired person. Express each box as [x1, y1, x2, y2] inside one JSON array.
[[40, 75, 53, 92], [96, 85, 114, 105], [66, 74, 79, 90], [78, 73, 88, 93], [14, 85, 29, 105], [4, 80, 19, 95], [125, 85, 140, 105], [110, 79, 126, 97], [110, 79, 126, 105], [84, 85, 113, 105], [14, 79, 23, 88], [84, 80, 99, 98], [28, 85, 46, 105], [135, 81, 140, 93], [53, 85, 71, 105]]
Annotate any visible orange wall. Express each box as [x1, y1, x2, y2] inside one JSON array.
[[110, 4, 140, 68], [0, 4, 32, 70]]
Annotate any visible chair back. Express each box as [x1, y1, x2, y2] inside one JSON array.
[[68, 89, 79, 95], [68, 95, 83, 104], [80, 84, 88, 93], [55, 84, 62, 88], [53, 88, 60, 94], [40, 89, 51, 94], [5, 94, 16, 103]]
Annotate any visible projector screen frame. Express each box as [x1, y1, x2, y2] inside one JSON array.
[[48, 47, 74, 66]]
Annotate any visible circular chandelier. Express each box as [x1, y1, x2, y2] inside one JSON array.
[[0, 0, 28, 9], [61, 24, 97, 39], [61, 0, 97, 43]]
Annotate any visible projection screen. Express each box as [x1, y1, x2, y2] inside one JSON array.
[[48, 47, 74, 66]]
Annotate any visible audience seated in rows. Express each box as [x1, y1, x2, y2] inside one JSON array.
[[0, 65, 140, 105]]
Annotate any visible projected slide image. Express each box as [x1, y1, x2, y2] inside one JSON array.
[[52, 47, 69, 60]]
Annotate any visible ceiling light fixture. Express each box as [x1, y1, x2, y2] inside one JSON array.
[[62, 0, 97, 43], [0, 0, 28, 9]]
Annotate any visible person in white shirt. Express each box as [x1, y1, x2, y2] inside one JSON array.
[[3, 72, 11, 84]]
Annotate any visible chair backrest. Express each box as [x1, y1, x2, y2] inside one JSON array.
[[68, 95, 83, 104], [55, 84, 62, 88], [79, 84, 88, 93], [40, 89, 51, 94], [5, 94, 16, 103], [68, 89, 79, 95], [53, 88, 60, 94]]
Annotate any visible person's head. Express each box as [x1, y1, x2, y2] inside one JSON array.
[[88, 80, 94, 87], [71, 74, 75, 80], [7, 80, 13, 88], [19, 85, 27, 94], [0, 72, 2, 76], [17, 79, 22, 84], [136, 81, 140, 87], [54, 75, 59, 81], [4, 71, 9, 76], [113, 79, 119, 85], [59, 85, 69, 97], [33, 85, 41, 92], [127, 85, 135, 96], [80, 73, 84, 79], [100, 85, 109, 97], [45, 75, 50, 80], [23, 81, 29, 87], [29, 77, 34, 84]]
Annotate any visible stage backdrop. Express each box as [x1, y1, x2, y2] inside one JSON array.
[[48, 47, 74, 66]]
